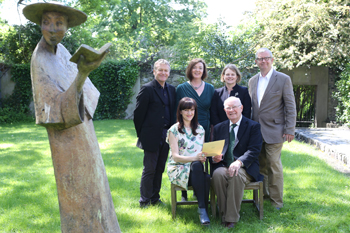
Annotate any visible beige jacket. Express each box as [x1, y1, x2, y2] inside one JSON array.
[[248, 70, 296, 144]]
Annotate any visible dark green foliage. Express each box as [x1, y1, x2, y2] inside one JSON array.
[[0, 59, 139, 123], [0, 64, 34, 124], [89, 59, 139, 120], [333, 64, 350, 124]]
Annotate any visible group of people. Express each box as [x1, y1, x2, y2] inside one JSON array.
[[134, 48, 297, 228], [22, 1, 295, 231]]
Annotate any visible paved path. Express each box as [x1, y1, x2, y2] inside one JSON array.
[[295, 128, 350, 171]]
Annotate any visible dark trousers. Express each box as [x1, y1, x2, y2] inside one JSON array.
[[139, 141, 169, 204], [188, 161, 211, 209]]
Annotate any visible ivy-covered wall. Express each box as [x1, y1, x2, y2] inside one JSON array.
[[89, 59, 139, 120], [0, 59, 139, 123]]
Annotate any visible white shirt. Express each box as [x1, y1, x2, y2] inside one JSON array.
[[229, 115, 242, 139], [257, 68, 274, 107]]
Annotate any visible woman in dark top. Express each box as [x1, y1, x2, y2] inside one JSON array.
[[210, 64, 251, 126]]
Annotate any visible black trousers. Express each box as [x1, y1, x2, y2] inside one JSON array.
[[188, 161, 211, 209], [139, 140, 169, 204]]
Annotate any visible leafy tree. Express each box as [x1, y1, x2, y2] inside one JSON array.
[[2, 0, 208, 65], [0, 21, 85, 64], [254, 0, 350, 70], [200, 20, 259, 69], [68, 0, 207, 60], [0, 22, 41, 64]]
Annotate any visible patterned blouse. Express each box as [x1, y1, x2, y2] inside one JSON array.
[[166, 123, 205, 189]]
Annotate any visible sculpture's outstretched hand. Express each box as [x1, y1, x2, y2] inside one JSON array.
[[76, 51, 108, 92], [77, 51, 108, 75]]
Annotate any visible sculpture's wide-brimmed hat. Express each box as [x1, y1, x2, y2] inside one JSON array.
[[23, 2, 87, 28]]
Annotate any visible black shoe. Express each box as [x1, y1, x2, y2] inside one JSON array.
[[151, 199, 165, 206], [140, 201, 150, 208], [198, 208, 210, 225]]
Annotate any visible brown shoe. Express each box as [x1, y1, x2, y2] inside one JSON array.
[[225, 222, 236, 229]]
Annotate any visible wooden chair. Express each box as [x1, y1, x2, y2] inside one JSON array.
[[171, 161, 216, 219], [210, 180, 264, 220], [171, 183, 216, 219]]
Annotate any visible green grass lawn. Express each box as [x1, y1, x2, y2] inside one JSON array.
[[1, 120, 349, 232]]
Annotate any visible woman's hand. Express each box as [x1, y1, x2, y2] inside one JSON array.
[[195, 152, 207, 163], [212, 154, 223, 163]]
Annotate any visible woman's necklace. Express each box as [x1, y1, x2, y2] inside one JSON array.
[[190, 80, 203, 90]]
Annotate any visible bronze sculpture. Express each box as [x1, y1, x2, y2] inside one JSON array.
[[23, 2, 120, 232]]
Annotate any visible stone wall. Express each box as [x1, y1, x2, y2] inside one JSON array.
[[327, 69, 337, 122], [0, 68, 15, 100]]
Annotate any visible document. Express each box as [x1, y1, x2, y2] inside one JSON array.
[[202, 140, 225, 157], [70, 43, 112, 64]]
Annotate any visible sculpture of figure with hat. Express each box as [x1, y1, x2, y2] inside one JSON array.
[[23, 2, 120, 232]]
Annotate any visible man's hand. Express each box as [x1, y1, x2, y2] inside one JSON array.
[[283, 134, 295, 143], [228, 160, 242, 177], [212, 154, 223, 163]]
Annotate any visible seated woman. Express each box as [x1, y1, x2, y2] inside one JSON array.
[[167, 97, 211, 225]]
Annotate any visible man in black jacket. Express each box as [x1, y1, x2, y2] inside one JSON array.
[[133, 59, 176, 208]]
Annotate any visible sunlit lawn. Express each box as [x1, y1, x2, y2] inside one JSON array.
[[1, 120, 349, 232]]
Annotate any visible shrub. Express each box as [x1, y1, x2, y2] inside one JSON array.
[[0, 59, 139, 123], [89, 59, 139, 119], [0, 64, 34, 124]]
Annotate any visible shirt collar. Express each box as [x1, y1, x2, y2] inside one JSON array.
[[230, 115, 242, 128], [155, 80, 167, 89], [259, 67, 274, 81]]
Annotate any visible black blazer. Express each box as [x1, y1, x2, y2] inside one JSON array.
[[211, 116, 263, 182], [133, 79, 176, 152], [210, 85, 251, 126]]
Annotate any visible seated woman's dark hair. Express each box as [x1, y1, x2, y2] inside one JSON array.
[[177, 97, 199, 135]]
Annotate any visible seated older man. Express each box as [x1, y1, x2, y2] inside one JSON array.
[[211, 96, 263, 229]]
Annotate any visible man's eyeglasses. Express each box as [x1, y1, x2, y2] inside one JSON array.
[[224, 105, 241, 111], [256, 57, 271, 62]]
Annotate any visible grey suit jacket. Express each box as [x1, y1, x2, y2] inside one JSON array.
[[248, 70, 296, 144]]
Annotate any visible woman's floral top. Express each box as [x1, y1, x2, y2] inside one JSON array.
[[166, 122, 205, 189]]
